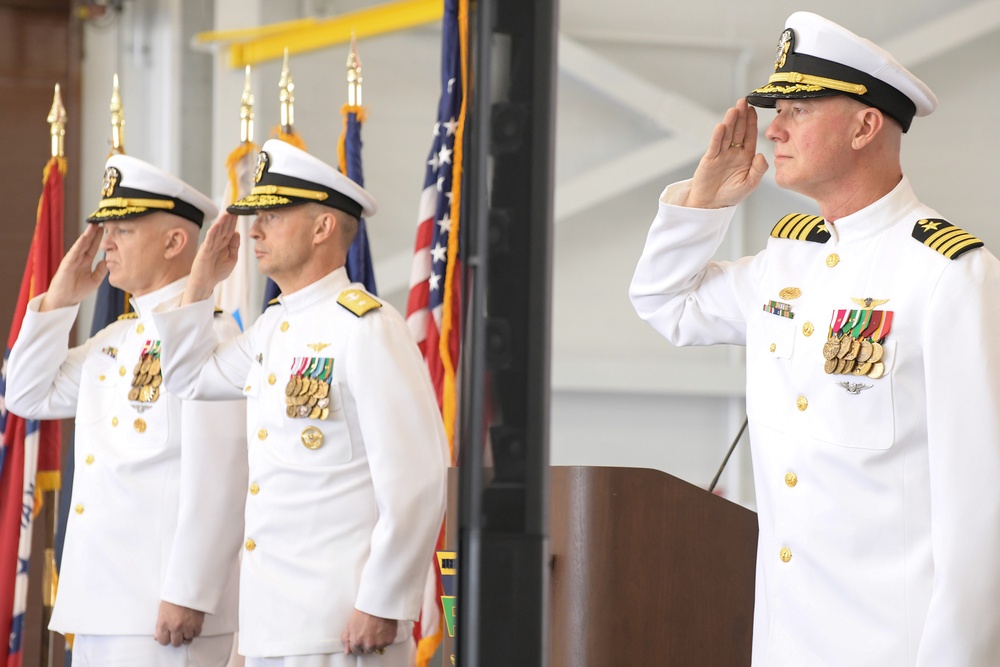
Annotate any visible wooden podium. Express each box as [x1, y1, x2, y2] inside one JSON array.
[[443, 466, 758, 665]]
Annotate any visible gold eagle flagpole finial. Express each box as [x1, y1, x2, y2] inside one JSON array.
[[279, 48, 295, 134], [110, 73, 125, 155], [47, 83, 67, 158], [347, 32, 362, 107], [240, 64, 255, 144]]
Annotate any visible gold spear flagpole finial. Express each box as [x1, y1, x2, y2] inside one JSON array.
[[47, 83, 68, 158], [347, 32, 362, 107], [279, 48, 295, 133], [110, 73, 125, 155], [240, 65, 255, 144]]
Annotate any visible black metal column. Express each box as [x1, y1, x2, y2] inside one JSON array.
[[457, 0, 558, 664]]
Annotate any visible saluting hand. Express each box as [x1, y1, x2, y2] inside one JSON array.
[[182, 212, 240, 305], [40, 223, 108, 312], [685, 98, 769, 209]]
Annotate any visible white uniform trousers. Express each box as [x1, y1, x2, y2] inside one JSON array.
[[245, 640, 413, 667], [71, 633, 235, 667]]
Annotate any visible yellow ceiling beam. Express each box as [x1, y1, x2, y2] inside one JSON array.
[[194, 0, 445, 69], [194, 17, 320, 47]]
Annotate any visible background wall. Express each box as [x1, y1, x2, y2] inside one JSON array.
[[68, 0, 1000, 510]]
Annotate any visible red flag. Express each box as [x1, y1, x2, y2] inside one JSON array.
[[0, 155, 65, 667], [405, 1, 469, 663]]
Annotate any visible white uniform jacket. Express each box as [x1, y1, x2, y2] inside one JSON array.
[[4, 278, 247, 637], [151, 267, 449, 658], [629, 178, 1000, 666]]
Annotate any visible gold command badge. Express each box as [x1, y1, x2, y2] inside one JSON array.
[[301, 426, 323, 450]]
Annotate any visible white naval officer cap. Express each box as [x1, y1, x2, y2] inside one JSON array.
[[746, 11, 938, 132], [86, 153, 218, 227], [227, 139, 378, 219]]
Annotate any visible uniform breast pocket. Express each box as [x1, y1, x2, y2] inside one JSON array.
[[75, 357, 121, 425], [280, 381, 354, 468], [808, 340, 897, 450], [761, 313, 797, 360]]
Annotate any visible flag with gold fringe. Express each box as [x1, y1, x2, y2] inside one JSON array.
[[0, 154, 66, 667], [338, 103, 377, 294], [405, 0, 469, 662], [214, 139, 259, 330]]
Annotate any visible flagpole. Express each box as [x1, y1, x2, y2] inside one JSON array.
[[109, 73, 124, 156], [41, 83, 67, 667]]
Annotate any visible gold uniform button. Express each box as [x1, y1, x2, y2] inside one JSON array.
[[826, 253, 840, 268], [134, 418, 147, 433], [268, 374, 277, 385], [779, 547, 792, 563], [769, 343, 777, 353], [245, 385, 252, 392], [119, 365, 127, 376], [796, 396, 808, 411], [136, 324, 145, 334], [785, 472, 798, 487], [280, 321, 290, 332], [245, 538, 256, 551], [85, 454, 95, 465], [249, 483, 260, 495], [75, 504, 84, 515], [257, 428, 268, 441], [98, 374, 106, 382], [111, 417, 119, 427], [802, 322, 814, 337]]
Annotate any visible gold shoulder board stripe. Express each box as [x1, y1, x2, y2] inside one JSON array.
[[337, 289, 382, 318], [911, 219, 984, 260], [214, 307, 224, 316], [117, 311, 138, 321], [770, 213, 830, 243], [267, 297, 280, 306]]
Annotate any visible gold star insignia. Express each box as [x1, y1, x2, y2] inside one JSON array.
[[921, 221, 941, 232], [816, 223, 828, 234]]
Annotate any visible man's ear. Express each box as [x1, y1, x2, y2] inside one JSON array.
[[162, 226, 191, 260], [312, 208, 338, 246], [852, 107, 885, 150]]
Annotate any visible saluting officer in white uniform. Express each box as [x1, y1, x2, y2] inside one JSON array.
[[5, 154, 248, 666], [150, 139, 448, 667], [630, 12, 1000, 667]]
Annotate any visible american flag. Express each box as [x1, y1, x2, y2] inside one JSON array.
[[405, 0, 468, 663], [406, 0, 466, 448], [0, 155, 65, 667]]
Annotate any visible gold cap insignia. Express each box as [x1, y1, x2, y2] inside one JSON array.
[[774, 28, 793, 71], [102, 166, 120, 198], [254, 151, 269, 183]]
